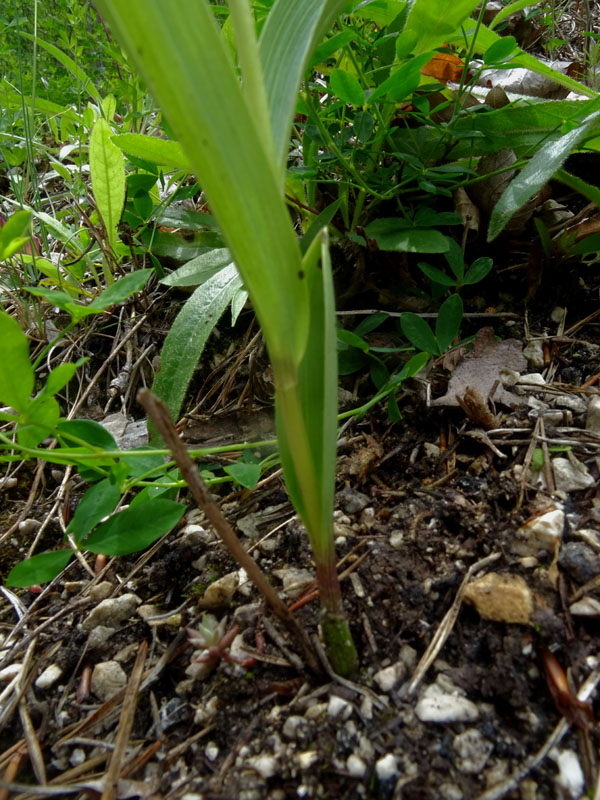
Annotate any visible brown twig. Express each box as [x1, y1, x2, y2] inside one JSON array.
[[137, 388, 323, 678]]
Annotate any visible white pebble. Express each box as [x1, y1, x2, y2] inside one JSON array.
[[35, 664, 63, 689], [347, 754, 367, 778], [327, 695, 352, 720], [374, 661, 406, 692], [375, 753, 398, 782], [416, 686, 479, 724], [205, 742, 219, 761], [246, 753, 278, 778], [550, 749, 584, 799]]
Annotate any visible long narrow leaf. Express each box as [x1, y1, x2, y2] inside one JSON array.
[[94, 0, 309, 366]]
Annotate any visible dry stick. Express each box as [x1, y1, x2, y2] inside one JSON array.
[[101, 641, 148, 800], [137, 388, 323, 678]]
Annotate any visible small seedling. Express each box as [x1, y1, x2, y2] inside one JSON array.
[[187, 614, 255, 674]]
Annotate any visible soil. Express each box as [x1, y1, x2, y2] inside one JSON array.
[[3, 8, 600, 798]]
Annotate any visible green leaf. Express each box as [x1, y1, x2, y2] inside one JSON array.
[[88, 269, 153, 310], [443, 238, 465, 281], [418, 263, 456, 287], [20, 33, 102, 103], [17, 395, 60, 448], [365, 219, 450, 253], [0, 210, 32, 260], [368, 52, 432, 105], [352, 111, 374, 143], [0, 311, 33, 412], [44, 363, 79, 396], [398, 351, 431, 379], [483, 35, 517, 64], [6, 550, 75, 587], [90, 118, 126, 252], [330, 69, 364, 106], [300, 200, 341, 255], [160, 249, 233, 288], [224, 462, 262, 489], [113, 133, 191, 170], [67, 479, 122, 544], [395, 29, 419, 60], [83, 499, 185, 556], [259, 0, 350, 172], [435, 294, 463, 352], [464, 257, 493, 285], [488, 111, 600, 240], [152, 264, 243, 424], [405, 0, 480, 53], [401, 313, 440, 355], [337, 329, 370, 352], [58, 419, 118, 451]]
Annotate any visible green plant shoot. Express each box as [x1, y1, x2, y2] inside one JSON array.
[[93, 0, 357, 675]]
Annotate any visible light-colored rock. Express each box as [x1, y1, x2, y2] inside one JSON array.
[[389, 530, 404, 549], [439, 783, 463, 800], [296, 751, 319, 769], [86, 625, 115, 649], [515, 372, 546, 393], [202, 572, 239, 606], [374, 661, 406, 692], [35, 664, 62, 689], [569, 597, 600, 616], [550, 748, 584, 799], [523, 341, 545, 370], [205, 742, 219, 761], [553, 457, 595, 492], [375, 753, 398, 782], [575, 528, 600, 552], [82, 593, 140, 631], [246, 754, 278, 779], [586, 395, 600, 433], [273, 567, 314, 599], [91, 660, 127, 701], [515, 507, 564, 556], [88, 581, 114, 602], [18, 518, 41, 536], [416, 685, 479, 724], [553, 394, 587, 414], [453, 728, 493, 773], [464, 573, 535, 624], [347, 754, 367, 778], [283, 715, 309, 741], [327, 695, 352, 720]]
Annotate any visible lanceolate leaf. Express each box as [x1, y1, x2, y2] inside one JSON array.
[[113, 133, 190, 170], [152, 264, 243, 422], [83, 499, 185, 556], [0, 311, 34, 412], [90, 118, 126, 251], [6, 550, 75, 588], [488, 110, 600, 241]]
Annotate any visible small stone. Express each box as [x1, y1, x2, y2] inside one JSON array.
[[70, 748, 86, 767], [374, 661, 406, 692], [553, 394, 587, 414], [575, 528, 600, 552], [304, 702, 328, 720], [338, 487, 370, 514], [559, 542, 600, 583], [296, 751, 319, 769], [553, 457, 595, 492], [515, 372, 546, 393], [272, 567, 314, 599], [88, 581, 114, 602], [523, 341, 545, 370], [389, 530, 404, 549], [181, 524, 213, 545], [246, 754, 278, 779], [439, 783, 463, 800], [205, 742, 219, 761], [82, 593, 140, 631], [515, 507, 564, 556], [586, 396, 600, 434], [347, 754, 367, 778], [202, 572, 239, 606], [282, 715, 310, 741], [327, 695, 352, 720], [464, 573, 535, 624], [453, 728, 493, 773], [35, 664, 62, 689], [0, 476, 18, 490], [569, 597, 600, 616], [550, 748, 584, 799], [398, 644, 418, 670], [416, 685, 479, 724], [375, 753, 398, 782], [18, 518, 41, 536], [86, 625, 115, 650], [91, 660, 127, 701]]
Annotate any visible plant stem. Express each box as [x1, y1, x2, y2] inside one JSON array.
[[137, 388, 323, 678]]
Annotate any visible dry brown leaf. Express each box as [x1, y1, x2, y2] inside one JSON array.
[[431, 327, 527, 408]]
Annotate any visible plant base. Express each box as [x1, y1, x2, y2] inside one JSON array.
[[321, 611, 358, 677]]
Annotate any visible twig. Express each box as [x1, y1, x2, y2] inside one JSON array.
[[101, 640, 148, 800], [137, 388, 323, 678]]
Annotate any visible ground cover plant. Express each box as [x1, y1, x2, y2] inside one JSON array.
[[3, 0, 600, 795]]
